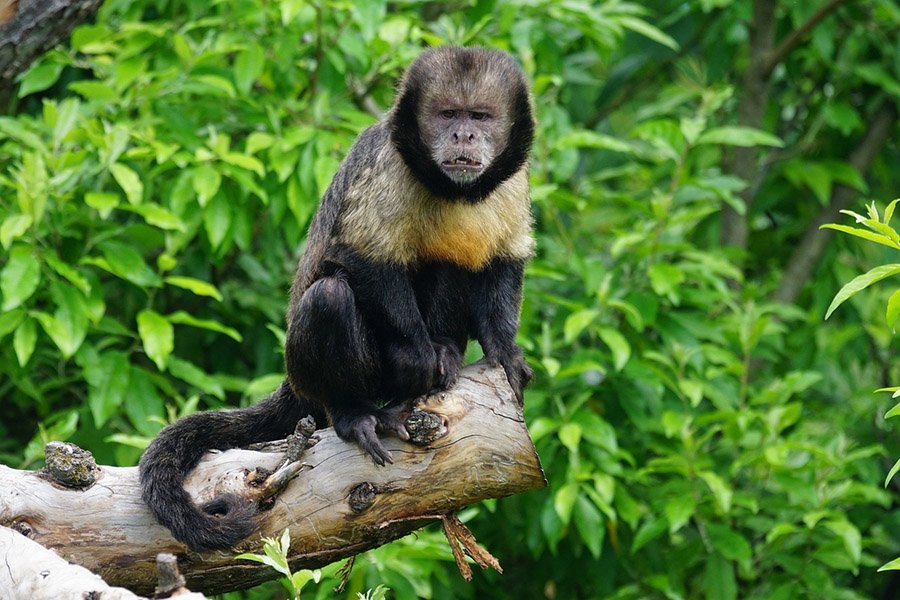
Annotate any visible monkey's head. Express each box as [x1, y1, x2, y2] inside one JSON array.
[[390, 47, 534, 203]]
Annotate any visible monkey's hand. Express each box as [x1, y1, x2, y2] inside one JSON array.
[[490, 350, 533, 405], [334, 409, 410, 466], [432, 338, 463, 391]]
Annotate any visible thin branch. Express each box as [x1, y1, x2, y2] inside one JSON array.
[[764, 0, 849, 76]]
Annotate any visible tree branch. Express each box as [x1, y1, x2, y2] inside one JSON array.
[[0, 0, 103, 90], [0, 363, 546, 596], [720, 0, 777, 250], [763, 0, 849, 76], [772, 101, 898, 304]]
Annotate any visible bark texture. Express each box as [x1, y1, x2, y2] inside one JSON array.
[[0, 0, 102, 89]]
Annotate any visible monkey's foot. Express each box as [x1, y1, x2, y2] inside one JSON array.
[[336, 408, 410, 466]]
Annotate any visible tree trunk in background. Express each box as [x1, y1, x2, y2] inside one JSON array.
[[773, 102, 898, 305], [719, 0, 776, 250], [0, 0, 103, 90]]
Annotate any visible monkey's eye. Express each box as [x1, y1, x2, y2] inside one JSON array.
[[440, 110, 457, 119], [471, 111, 489, 120]]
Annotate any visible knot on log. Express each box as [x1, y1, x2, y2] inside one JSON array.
[[404, 408, 447, 445], [348, 482, 377, 513], [42, 442, 100, 488]]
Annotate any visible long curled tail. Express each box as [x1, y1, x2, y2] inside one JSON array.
[[138, 381, 321, 552]]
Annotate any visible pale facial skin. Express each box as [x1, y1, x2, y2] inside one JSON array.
[[420, 101, 511, 185]]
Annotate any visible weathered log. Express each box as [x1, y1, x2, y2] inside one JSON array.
[[0, 527, 208, 600], [0, 363, 546, 596]]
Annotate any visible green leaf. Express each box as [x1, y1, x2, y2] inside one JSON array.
[[598, 327, 630, 371], [631, 517, 667, 554], [820, 224, 900, 249], [47, 282, 89, 357], [96, 242, 162, 288], [618, 16, 679, 51], [52, 98, 81, 146], [706, 523, 752, 566], [18, 62, 64, 97], [123, 203, 186, 231], [664, 495, 695, 534], [884, 199, 899, 227], [1, 245, 41, 311], [572, 411, 618, 453], [554, 482, 579, 525], [878, 557, 900, 572], [823, 520, 861, 565], [648, 263, 684, 296], [887, 288, 900, 328], [1, 214, 33, 249], [81, 350, 131, 427], [234, 44, 265, 95], [204, 194, 232, 250], [885, 458, 900, 488], [558, 422, 582, 454], [766, 523, 800, 545], [192, 164, 222, 207], [222, 152, 265, 176], [699, 471, 733, 513], [168, 310, 242, 342], [45, 253, 90, 295], [110, 163, 144, 205], [696, 126, 784, 148], [168, 356, 225, 399], [825, 264, 900, 319], [573, 495, 604, 559], [885, 402, 900, 420], [703, 553, 737, 600], [124, 368, 164, 436], [556, 131, 636, 154], [85, 192, 119, 218], [13, 318, 37, 366], [0, 308, 25, 340], [165, 276, 223, 301], [137, 310, 174, 371], [69, 81, 119, 102], [563, 309, 599, 343]]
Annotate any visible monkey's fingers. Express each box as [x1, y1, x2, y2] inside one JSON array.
[[352, 418, 394, 466]]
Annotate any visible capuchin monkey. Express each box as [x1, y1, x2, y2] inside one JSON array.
[[139, 46, 535, 552]]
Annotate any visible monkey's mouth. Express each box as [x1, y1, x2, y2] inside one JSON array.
[[441, 157, 484, 172]]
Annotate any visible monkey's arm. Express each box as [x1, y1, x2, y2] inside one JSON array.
[[471, 259, 533, 403]]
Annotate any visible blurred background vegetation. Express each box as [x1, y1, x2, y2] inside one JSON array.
[[1, 0, 898, 598]]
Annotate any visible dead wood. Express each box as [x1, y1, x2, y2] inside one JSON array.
[[0, 362, 546, 596]]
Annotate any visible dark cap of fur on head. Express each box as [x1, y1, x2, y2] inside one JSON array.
[[390, 46, 534, 203]]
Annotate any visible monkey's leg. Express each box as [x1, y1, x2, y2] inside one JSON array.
[[286, 274, 412, 465], [471, 259, 533, 403], [413, 263, 469, 390]]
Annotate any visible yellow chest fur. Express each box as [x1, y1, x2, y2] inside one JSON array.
[[416, 204, 497, 270]]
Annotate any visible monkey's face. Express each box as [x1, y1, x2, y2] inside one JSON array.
[[420, 103, 511, 186]]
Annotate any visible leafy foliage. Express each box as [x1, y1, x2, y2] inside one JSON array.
[[825, 201, 900, 574], [1, 0, 898, 599]]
